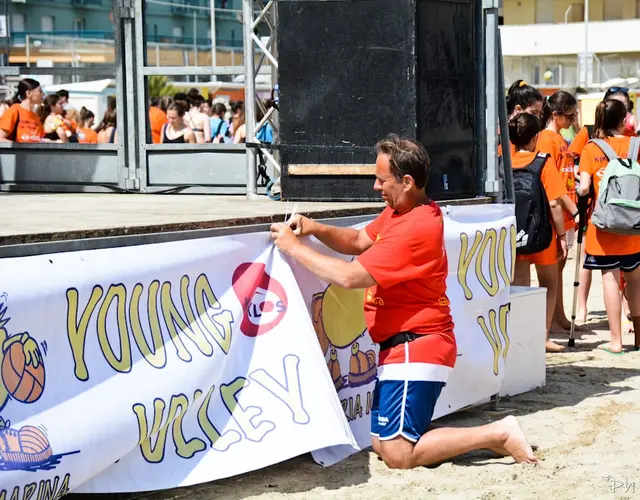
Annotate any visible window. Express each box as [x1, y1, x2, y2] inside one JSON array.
[[12, 14, 25, 33], [604, 0, 624, 20], [567, 3, 585, 23], [172, 26, 184, 38], [535, 0, 554, 24], [41, 16, 54, 32], [72, 19, 85, 33], [533, 65, 541, 86]]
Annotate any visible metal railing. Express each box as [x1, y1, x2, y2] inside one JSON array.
[[11, 31, 242, 49]]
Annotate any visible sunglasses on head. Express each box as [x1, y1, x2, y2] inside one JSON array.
[[608, 86, 629, 95]]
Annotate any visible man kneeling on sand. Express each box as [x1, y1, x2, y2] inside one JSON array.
[[270, 135, 537, 469]]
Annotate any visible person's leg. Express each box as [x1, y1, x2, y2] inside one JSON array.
[[378, 416, 537, 468], [622, 266, 640, 348], [601, 268, 623, 353], [552, 254, 571, 331], [621, 279, 633, 334], [373, 377, 537, 469], [371, 436, 382, 457], [535, 262, 564, 352], [512, 260, 531, 287]]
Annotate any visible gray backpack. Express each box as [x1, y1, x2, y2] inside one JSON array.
[[589, 138, 640, 235]]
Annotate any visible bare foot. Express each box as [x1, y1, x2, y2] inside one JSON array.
[[546, 340, 565, 352], [497, 416, 538, 464]]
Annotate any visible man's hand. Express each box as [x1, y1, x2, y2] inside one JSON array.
[[270, 223, 301, 255], [288, 214, 315, 237]]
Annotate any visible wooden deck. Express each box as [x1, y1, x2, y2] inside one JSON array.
[[0, 194, 386, 245], [0, 193, 490, 246]]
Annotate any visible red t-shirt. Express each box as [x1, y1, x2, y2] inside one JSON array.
[[357, 203, 457, 376]]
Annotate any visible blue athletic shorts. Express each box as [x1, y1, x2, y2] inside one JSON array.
[[584, 251, 640, 272], [370, 379, 445, 442]]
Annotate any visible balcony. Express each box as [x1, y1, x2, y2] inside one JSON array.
[[500, 19, 640, 57], [11, 30, 112, 46], [21, 0, 105, 5], [10, 31, 243, 50], [146, 34, 242, 48]]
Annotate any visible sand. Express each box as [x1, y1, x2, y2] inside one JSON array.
[[115, 247, 640, 500]]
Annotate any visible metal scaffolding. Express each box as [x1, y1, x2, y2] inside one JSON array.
[[0, 0, 504, 201], [0, 0, 262, 195], [243, 0, 280, 199]]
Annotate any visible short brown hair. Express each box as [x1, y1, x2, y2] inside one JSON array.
[[375, 135, 430, 189]]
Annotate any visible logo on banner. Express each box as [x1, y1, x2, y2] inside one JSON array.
[[0, 294, 80, 473], [232, 263, 288, 336]]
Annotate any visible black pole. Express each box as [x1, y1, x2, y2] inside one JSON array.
[[4, 0, 9, 72]]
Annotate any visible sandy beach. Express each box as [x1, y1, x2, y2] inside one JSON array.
[[101, 247, 640, 500]]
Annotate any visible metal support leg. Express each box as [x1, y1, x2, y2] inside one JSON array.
[[243, 0, 258, 199], [497, 34, 514, 204], [484, 0, 503, 201]]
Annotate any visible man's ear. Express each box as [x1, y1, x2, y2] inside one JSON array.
[[402, 174, 415, 191]]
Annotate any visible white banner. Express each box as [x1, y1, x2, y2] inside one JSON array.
[[0, 204, 515, 495]]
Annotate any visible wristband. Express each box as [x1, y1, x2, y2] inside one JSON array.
[[557, 233, 566, 238], [571, 210, 579, 218]]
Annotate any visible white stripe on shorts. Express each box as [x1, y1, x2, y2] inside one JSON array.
[[377, 362, 452, 382]]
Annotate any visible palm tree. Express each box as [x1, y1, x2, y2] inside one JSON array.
[[148, 76, 176, 98]]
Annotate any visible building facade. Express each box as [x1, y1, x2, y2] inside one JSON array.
[[5, 0, 243, 70], [501, 0, 640, 89]]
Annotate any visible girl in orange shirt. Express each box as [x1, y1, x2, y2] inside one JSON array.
[[537, 91, 582, 332], [570, 91, 631, 326], [571, 87, 638, 159], [507, 80, 544, 120], [577, 99, 640, 353], [499, 80, 545, 157], [0, 78, 44, 143], [510, 113, 569, 353], [76, 107, 98, 144]]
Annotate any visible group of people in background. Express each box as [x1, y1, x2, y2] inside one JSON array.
[[0, 78, 118, 144], [506, 80, 640, 355], [0, 78, 275, 146], [148, 88, 274, 145]]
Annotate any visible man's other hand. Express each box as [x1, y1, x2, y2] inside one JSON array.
[[288, 214, 314, 237], [271, 223, 300, 255]]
